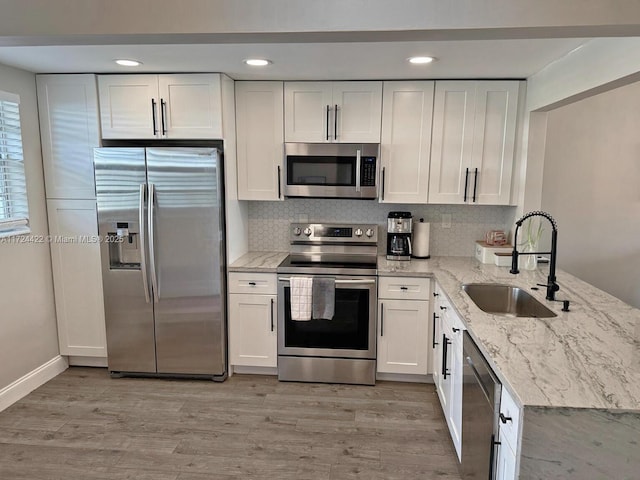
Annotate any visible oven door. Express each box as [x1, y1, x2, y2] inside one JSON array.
[[277, 276, 377, 359], [284, 143, 378, 199]]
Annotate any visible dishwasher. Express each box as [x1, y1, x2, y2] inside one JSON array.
[[461, 331, 502, 479]]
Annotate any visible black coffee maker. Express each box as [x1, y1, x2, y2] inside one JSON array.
[[386, 211, 412, 261]]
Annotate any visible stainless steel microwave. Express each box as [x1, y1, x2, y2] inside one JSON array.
[[284, 143, 379, 199]]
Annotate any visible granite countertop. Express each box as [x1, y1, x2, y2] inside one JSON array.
[[228, 251, 288, 273], [381, 255, 640, 412], [232, 251, 639, 412]]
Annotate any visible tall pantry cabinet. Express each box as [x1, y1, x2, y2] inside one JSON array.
[[37, 74, 107, 362]]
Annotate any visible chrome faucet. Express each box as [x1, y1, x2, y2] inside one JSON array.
[[510, 211, 560, 301]]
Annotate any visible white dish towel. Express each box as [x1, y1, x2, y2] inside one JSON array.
[[290, 276, 312, 321]]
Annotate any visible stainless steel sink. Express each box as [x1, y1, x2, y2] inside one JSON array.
[[462, 283, 557, 318]]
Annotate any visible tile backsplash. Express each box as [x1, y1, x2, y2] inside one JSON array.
[[248, 199, 515, 256]]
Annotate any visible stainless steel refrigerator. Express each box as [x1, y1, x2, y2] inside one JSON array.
[[94, 147, 226, 380]]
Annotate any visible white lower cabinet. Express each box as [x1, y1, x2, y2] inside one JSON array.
[[496, 440, 517, 480], [433, 279, 465, 461], [228, 272, 277, 368], [47, 199, 107, 357], [496, 386, 522, 479], [377, 299, 429, 375], [377, 276, 430, 376], [448, 316, 464, 460]]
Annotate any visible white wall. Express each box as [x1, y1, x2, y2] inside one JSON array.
[[0, 63, 60, 389], [520, 38, 640, 218], [540, 80, 640, 308]]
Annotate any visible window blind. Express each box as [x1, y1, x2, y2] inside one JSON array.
[[0, 90, 30, 237]]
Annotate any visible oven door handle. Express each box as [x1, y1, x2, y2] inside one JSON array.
[[278, 277, 376, 285]]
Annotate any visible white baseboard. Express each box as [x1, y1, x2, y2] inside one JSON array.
[[67, 356, 108, 367], [0, 356, 68, 412], [376, 372, 432, 383], [230, 365, 278, 376]]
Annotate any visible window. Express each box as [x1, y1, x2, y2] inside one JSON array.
[[0, 90, 29, 237]]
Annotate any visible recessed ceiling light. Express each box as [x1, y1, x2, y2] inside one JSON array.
[[115, 59, 142, 67], [244, 59, 272, 67], [408, 56, 436, 65]]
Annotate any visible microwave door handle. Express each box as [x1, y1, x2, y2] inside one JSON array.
[[355, 149, 361, 192]]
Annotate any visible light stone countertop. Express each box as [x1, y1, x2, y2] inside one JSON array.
[[380, 255, 640, 412], [231, 252, 640, 411], [228, 251, 288, 273]]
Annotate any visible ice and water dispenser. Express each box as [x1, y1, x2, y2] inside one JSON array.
[[107, 221, 142, 269]]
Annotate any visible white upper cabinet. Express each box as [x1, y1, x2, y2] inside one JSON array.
[[428, 80, 519, 205], [37, 74, 100, 199], [158, 74, 222, 139], [284, 81, 382, 143], [380, 81, 434, 203], [236, 81, 284, 201], [98, 74, 222, 139], [98, 75, 158, 139], [470, 81, 519, 205]]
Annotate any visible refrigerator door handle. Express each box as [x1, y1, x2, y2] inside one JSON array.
[[139, 184, 151, 303], [148, 182, 159, 303]]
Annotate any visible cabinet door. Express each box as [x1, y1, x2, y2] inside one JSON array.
[[98, 75, 159, 139], [37, 74, 100, 200], [449, 321, 464, 461], [236, 81, 284, 200], [428, 81, 476, 204], [332, 81, 382, 143], [470, 81, 519, 205], [228, 293, 277, 367], [47, 199, 107, 357], [380, 81, 434, 203], [431, 283, 444, 382], [438, 328, 453, 417], [377, 299, 429, 375], [496, 440, 518, 480], [158, 74, 222, 139], [284, 82, 333, 142]]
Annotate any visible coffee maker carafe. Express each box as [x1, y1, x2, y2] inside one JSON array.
[[386, 212, 412, 261]]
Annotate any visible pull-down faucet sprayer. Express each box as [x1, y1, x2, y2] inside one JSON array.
[[510, 211, 560, 301]]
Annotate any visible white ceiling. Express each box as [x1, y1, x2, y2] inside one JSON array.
[[0, 39, 588, 80]]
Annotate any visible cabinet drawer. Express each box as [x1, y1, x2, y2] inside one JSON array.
[[228, 272, 277, 295], [379, 276, 431, 300], [499, 386, 522, 451]]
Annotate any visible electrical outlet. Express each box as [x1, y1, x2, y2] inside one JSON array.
[[442, 214, 452, 229]]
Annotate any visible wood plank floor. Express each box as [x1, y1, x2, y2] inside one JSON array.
[[0, 367, 462, 479]]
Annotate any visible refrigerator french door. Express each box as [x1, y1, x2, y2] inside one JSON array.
[[94, 147, 226, 379]]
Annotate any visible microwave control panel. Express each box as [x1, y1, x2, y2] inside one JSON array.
[[361, 157, 377, 186]]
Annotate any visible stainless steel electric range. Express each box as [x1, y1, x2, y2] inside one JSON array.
[[277, 222, 379, 385]]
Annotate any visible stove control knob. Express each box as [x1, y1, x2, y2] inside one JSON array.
[[354, 228, 363, 237], [365, 228, 375, 238], [293, 227, 302, 236], [303, 227, 312, 236]]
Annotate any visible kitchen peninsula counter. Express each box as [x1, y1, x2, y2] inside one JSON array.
[[379, 255, 640, 479]]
